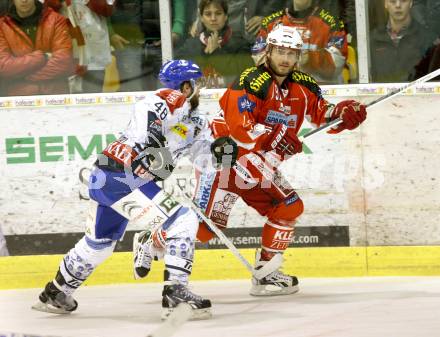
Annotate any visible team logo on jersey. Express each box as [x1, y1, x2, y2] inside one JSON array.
[[265, 110, 297, 128], [211, 192, 238, 227], [237, 95, 256, 114]]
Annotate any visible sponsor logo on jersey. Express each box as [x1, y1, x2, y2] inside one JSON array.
[[159, 195, 180, 214], [261, 10, 283, 28], [196, 172, 216, 212], [233, 162, 256, 183], [237, 95, 256, 114], [103, 141, 137, 166], [199, 185, 212, 211], [164, 90, 181, 105], [265, 110, 297, 128], [249, 71, 271, 92], [291, 71, 317, 85], [190, 115, 205, 128], [319, 8, 338, 29], [285, 192, 300, 205], [121, 200, 154, 220], [211, 192, 238, 227], [239, 67, 256, 86], [274, 229, 294, 241], [170, 123, 189, 139], [146, 215, 166, 229], [247, 153, 274, 181], [122, 201, 142, 217]]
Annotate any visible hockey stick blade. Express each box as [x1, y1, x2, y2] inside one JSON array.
[[146, 303, 192, 337], [253, 252, 283, 279]]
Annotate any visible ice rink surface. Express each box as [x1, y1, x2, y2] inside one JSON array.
[[1, 277, 440, 337]]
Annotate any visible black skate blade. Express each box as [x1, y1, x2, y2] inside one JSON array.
[[31, 300, 73, 315], [160, 303, 211, 321], [250, 284, 299, 296]]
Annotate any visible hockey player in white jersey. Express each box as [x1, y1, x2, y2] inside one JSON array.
[[32, 60, 237, 320]]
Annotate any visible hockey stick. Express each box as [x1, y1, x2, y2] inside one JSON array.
[[174, 189, 283, 280], [146, 303, 192, 337], [300, 67, 440, 140]]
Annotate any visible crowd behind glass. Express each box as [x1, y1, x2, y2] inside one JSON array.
[[0, 0, 439, 97]]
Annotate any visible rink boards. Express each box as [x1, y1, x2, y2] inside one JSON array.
[[0, 84, 440, 288], [1, 246, 440, 289]]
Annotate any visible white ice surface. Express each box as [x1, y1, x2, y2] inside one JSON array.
[[1, 277, 440, 337]]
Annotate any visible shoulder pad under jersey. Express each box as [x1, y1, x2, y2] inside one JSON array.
[[289, 70, 322, 98], [316, 6, 344, 31], [232, 66, 272, 100], [261, 10, 284, 29]]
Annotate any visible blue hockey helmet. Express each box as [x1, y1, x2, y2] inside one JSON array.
[[159, 60, 203, 90]]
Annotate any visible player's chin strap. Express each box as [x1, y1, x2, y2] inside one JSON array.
[[299, 67, 440, 142], [174, 187, 282, 280]]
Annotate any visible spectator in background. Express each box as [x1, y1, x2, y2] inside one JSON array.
[[369, 0, 436, 82], [0, 0, 74, 96], [252, 0, 348, 84], [176, 0, 253, 88], [110, 0, 187, 91], [189, 1, 291, 43], [61, 0, 115, 93]]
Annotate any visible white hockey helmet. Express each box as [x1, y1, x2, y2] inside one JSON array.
[[267, 25, 303, 51]]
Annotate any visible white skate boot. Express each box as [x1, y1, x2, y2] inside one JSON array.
[[250, 249, 299, 296], [133, 230, 154, 279]]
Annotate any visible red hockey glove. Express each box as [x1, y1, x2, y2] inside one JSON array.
[[263, 124, 302, 157], [332, 100, 367, 131]]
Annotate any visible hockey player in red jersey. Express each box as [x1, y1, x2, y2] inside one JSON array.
[[193, 25, 366, 296]]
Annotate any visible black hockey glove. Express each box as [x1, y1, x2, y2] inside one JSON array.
[[133, 131, 175, 181]]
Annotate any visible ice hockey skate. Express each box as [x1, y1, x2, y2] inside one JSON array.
[[161, 282, 212, 320], [250, 250, 299, 296], [32, 280, 78, 314], [133, 230, 154, 279]]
